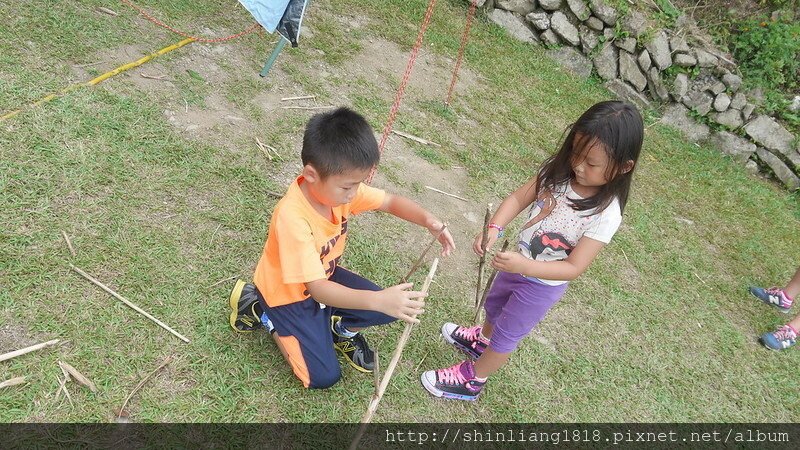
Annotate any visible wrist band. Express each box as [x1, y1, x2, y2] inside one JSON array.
[[488, 223, 504, 238]]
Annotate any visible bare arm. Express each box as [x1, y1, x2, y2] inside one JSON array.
[[378, 193, 455, 256], [491, 236, 606, 281], [306, 279, 427, 324], [474, 177, 539, 255]]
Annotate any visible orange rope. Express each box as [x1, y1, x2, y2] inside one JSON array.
[[445, 0, 477, 106], [368, 0, 439, 184], [120, 0, 262, 43]]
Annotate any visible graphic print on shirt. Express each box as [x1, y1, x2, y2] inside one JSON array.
[[518, 187, 594, 262]]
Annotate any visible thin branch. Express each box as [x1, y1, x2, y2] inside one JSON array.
[[61, 231, 76, 257], [391, 130, 441, 148], [70, 265, 190, 343], [280, 95, 316, 101], [0, 339, 61, 363], [281, 105, 334, 110], [0, 376, 26, 390], [424, 186, 469, 202], [400, 224, 448, 284], [474, 240, 509, 323], [118, 355, 174, 418], [475, 204, 492, 307], [205, 276, 237, 289], [58, 361, 97, 393]]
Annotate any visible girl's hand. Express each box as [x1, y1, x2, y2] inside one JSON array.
[[428, 221, 455, 257], [491, 251, 529, 274], [473, 227, 499, 257]]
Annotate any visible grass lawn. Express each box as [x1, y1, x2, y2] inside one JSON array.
[[1, 0, 798, 423]]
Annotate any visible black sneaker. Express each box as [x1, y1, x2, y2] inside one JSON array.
[[331, 315, 374, 373], [229, 279, 262, 333]]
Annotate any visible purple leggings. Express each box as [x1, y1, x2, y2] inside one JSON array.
[[484, 271, 568, 353]]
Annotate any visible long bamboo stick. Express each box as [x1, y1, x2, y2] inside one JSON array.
[[350, 259, 439, 450], [0, 339, 60, 363], [70, 265, 190, 343], [474, 204, 492, 307], [399, 224, 447, 284], [474, 240, 509, 323]]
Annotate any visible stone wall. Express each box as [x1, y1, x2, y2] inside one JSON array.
[[474, 0, 799, 191]]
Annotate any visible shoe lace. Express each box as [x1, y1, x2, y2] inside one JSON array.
[[774, 326, 797, 342], [437, 362, 468, 386], [765, 287, 784, 297], [455, 325, 482, 342]]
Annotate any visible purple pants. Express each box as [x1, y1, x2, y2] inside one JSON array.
[[484, 271, 568, 353]]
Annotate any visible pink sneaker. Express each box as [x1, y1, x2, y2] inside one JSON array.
[[441, 322, 489, 360], [420, 360, 485, 401]]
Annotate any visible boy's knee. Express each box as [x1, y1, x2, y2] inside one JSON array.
[[307, 366, 342, 389]]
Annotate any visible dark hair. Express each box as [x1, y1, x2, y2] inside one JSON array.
[[301, 107, 380, 178], [535, 101, 643, 213]]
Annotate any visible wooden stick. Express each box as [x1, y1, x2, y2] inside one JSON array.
[[391, 130, 441, 148], [56, 374, 73, 406], [350, 259, 439, 450], [61, 231, 76, 257], [0, 339, 60, 363], [256, 137, 272, 161], [118, 355, 174, 418], [96, 7, 118, 16], [399, 224, 447, 284], [372, 349, 380, 396], [280, 95, 316, 101], [280, 105, 334, 110], [58, 361, 97, 393], [475, 204, 492, 307], [424, 186, 468, 202], [70, 265, 190, 343], [140, 73, 169, 81], [0, 376, 26, 389], [205, 276, 237, 289], [474, 239, 509, 323]]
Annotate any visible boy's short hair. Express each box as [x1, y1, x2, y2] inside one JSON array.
[[301, 107, 380, 178]]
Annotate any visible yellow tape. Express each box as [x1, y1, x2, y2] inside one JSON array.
[[0, 37, 195, 122]]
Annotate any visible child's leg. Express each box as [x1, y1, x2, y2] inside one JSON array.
[[262, 297, 343, 389], [785, 266, 800, 298], [474, 278, 568, 378]]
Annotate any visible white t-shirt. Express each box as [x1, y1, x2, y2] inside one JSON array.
[[517, 181, 622, 286]]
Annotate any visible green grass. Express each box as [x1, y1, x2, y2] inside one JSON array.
[[1, 0, 799, 423]]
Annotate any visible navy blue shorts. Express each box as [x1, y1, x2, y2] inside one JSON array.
[[256, 266, 395, 388]]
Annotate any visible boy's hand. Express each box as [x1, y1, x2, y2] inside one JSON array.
[[428, 221, 455, 257], [473, 227, 500, 256], [491, 251, 529, 275], [376, 283, 427, 324]]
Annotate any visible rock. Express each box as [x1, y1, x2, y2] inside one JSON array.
[[497, 0, 537, 15], [790, 95, 800, 112], [548, 46, 593, 79], [722, 73, 742, 92], [586, 16, 604, 31], [550, 11, 580, 46], [566, 0, 591, 21], [669, 35, 690, 54], [744, 115, 800, 168], [661, 103, 710, 142], [579, 25, 599, 53], [672, 73, 689, 100], [540, 29, 560, 46], [756, 147, 800, 190], [619, 51, 647, 91], [709, 109, 743, 129], [488, 8, 539, 44], [747, 87, 765, 105], [592, 42, 618, 80], [683, 91, 714, 116], [742, 103, 756, 121], [637, 49, 651, 72], [605, 79, 651, 111], [745, 160, 759, 175], [713, 93, 731, 112], [538, 0, 563, 11], [526, 11, 550, 31], [621, 10, 647, 38], [707, 131, 756, 164], [695, 48, 717, 68], [644, 31, 672, 71], [647, 67, 670, 102], [614, 37, 637, 53], [708, 81, 726, 95], [588, 0, 618, 25], [603, 27, 614, 41], [673, 53, 697, 67], [730, 92, 746, 110]]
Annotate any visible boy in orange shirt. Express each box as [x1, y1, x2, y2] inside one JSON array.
[[228, 107, 455, 388]]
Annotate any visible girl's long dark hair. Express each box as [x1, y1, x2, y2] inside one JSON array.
[[535, 101, 643, 214]]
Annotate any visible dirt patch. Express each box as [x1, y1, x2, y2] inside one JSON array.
[[0, 322, 36, 354]]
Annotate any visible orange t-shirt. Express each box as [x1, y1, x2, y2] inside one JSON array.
[[253, 176, 386, 307]]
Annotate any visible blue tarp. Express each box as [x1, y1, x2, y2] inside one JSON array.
[[238, 0, 309, 47]]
